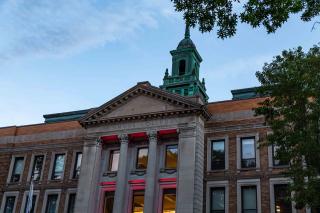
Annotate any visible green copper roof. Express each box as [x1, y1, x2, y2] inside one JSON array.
[[43, 108, 93, 123], [231, 87, 261, 100]]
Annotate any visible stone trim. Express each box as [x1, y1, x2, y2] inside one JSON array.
[[237, 179, 261, 213], [0, 191, 19, 213], [269, 177, 296, 213], [63, 188, 77, 213], [47, 151, 68, 181], [207, 136, 229, 172], [27, 153, 47, 182], [6, 154, 27, 184], [236, 133, 260, 171], [41, 189, 62, 213], [206, 180, 229, 213], [20, 190, 40, 213]]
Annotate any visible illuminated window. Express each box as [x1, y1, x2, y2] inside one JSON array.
[[162, 189, 176, 213], [51, 154, 65, 180], [10, 157, 24, 182], [211, 140, 225, 170], [31, 155, 44, 181], [241, 138, 256, 168], [241, 186, 257, 213], [4, 196, 16, 213], [136, 148, 148, 170], [210, 187, 225, 213], [274, 184, 292, 213], [104, 191, 114, 213], [132, 190, 144, 213], [73, 152, 82, 179], [108, 150, 120, 172], [165, 145, 178, 169]]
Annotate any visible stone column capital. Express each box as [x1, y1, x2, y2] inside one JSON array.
[[147, 130, 158, 142], [96, 138, 103, 145], [119, 134, 129, 143]]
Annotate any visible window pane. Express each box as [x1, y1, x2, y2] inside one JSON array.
[[273, 146, 288, 166], [24, 195, 36, 213], [136, 148, 148, 169], [4, 196, 15, 213], [32, 155, 44, 181], [73, 152, 82, 178], [211, 187, 225, 212], [212, 140, 225, 170], [242, 186, 257, 213], [241, 138, 255, 159], [162, 189, 176, 213], [104, 191, 115, 213], [52, 154, 65, 180], [109, 150, 120, 172], [132, 190, 144, 213], [165, 145, 178, 169], [274, 184, 292, 213], [67, 194, 76, 213], [11, 157, 24, 182], [45, 194, 58, 213]]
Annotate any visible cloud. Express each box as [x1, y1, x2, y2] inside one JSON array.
[[0, 0, 176, 60]]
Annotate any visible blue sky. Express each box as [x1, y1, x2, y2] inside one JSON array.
[[0, 0, 319, 127]]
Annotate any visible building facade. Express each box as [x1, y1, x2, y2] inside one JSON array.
[[0, 27, 317, 213]]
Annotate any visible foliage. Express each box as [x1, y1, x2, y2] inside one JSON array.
[[255, 45, 320, 208], [171, 0, 320, 39]]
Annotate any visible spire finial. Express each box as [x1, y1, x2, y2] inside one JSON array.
[[185, 23, 190, 39]]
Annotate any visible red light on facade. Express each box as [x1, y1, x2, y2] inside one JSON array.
[[100, 135, 119, 143]]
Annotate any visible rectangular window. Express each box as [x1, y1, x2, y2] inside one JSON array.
[[51, 154, 65, 180], [10, 157, 24, 182], [241, 138, 256, 168], [132, 190, 144, 213], [23, 195, 37, 213], [136, 148, 148, 170], [31, 155, 44, 181], [165, 145, 178, 169], [274, 184, 292, 213], [73, 152, 82, 179], [272, 145, 288, 166], [45, 194, 58, 213], [4, 196, 16, 213], [162, 188, 176, 213], [241, 186, 257, 213], [211, 140, 225, 170], [67, 193, 76, 213], [210, 187, 225, 213], [108, 150, 120, 172], [103, 191, 115, 213]]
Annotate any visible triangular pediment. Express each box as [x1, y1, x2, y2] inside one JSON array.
[[80, 82, 209, 127]]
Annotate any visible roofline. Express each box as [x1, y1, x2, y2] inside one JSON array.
[[43, 108, 93, 119]]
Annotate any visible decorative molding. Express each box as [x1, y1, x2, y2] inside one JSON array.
[[119, 134, 129, 143], [147, 130, 157, 142]]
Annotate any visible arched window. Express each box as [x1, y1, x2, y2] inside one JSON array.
[[179, 60, 186, 76]]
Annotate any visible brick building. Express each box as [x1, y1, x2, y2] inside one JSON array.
[[0, 26, 316, 213]]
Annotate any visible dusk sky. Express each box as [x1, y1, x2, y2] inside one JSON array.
[[1, 0, 320, 127]]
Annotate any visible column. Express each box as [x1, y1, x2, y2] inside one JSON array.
[[176, 123, 204, 213], [74, 137, 102, 213], [144, 130, 158, 213], [112, 134, 129, 213]]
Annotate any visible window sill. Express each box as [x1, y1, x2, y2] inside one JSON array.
[[237, 168, 259, 172], [130, 169, 146, 176], [6, 181, 22, 186], [160, 168, 176, 174], [103, 171, 117, 178], [269, 165, 289, 169], [207, 169, 227, 174], [48, 179, 64, 183]]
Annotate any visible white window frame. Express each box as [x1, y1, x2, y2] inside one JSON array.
[[7, 154, 26, 184], [20, 190, 40, 213], [236, 133, 260, 170], [63, 188, 77, 213], [237, 179, 261, 213], [207, 136, 229, 172], [48, 152, 67, 181], [206, 180, 229, 213], [27, 153, 46, 182], [41, 189, 61, 213], [269, 178, 296, 213], [0, 191, 19, 213], [69, 151, 82, 179]]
